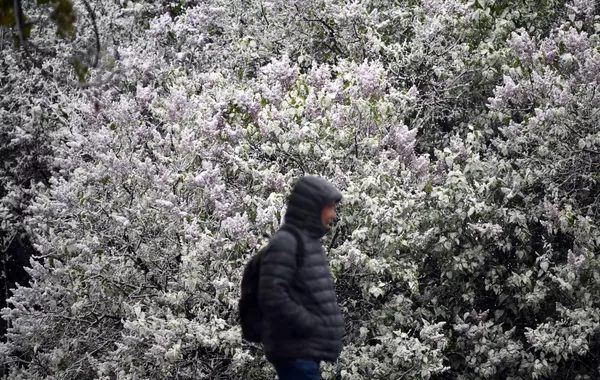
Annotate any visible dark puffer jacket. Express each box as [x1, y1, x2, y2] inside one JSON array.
[[258, 176, 345, 363]]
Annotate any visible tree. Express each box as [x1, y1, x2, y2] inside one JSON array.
[[1, 0, 599, 378]]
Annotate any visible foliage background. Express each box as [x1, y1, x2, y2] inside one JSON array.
[[1, 0, 600, 378]]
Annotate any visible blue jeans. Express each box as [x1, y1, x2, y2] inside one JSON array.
[[274, 359, 320, 380]]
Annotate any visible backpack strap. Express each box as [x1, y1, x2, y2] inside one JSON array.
[[278, 224, 305, 269]]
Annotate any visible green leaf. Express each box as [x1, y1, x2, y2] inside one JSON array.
[[22, 21, 32, 38], [73, 58, 88, 83], [424, 181, 433, 194], [51, 0, 76, 38]]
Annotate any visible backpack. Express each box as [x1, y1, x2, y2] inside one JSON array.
[[239, 224, 304, 343]]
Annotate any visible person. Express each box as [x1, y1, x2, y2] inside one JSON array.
[[258, 175, 345, 380]]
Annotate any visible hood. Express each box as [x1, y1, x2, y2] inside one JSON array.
[[284, 175, 342, 238]]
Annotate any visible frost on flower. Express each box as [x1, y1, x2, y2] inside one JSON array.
[[220, 213, 251, 241], [508, 29, 536, 62], [260, 55, 300, 89]]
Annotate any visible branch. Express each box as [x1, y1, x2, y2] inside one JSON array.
[[0, 230, 17, 253], [259, 0, 269, 26], [327, 225, 340, 253], [81, 0, 100, 68], [13, 0, 26, 50], [276, 143, 307, 174], [302, 17, 335, 36], [12, 0, 46, 72]]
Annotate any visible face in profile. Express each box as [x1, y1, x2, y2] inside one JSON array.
[[320, 201, 337, 228]]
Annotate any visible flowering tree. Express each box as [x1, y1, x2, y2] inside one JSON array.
[[1, 0, 600, 379], [0, 0, 156, 351]]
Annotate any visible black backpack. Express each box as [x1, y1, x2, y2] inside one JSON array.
[[239, 224, 304, 343]]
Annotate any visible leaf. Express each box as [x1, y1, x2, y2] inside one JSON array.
[[368, 285, 384, 298], [73, 58, 88, 83], [51, 0, 76, 38], [494, 309, 504, 320], [22, 21, 32, 38], [424, 180, 433, 194]]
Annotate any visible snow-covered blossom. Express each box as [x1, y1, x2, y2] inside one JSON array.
[[2, 0, 600, 379]]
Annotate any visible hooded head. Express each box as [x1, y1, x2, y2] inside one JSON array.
[[284, 175, 342, 238]]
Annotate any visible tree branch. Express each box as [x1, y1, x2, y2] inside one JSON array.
[[13, 0, 26, 50], [81, 0, 100, 68], [259, 0, 269, 26]]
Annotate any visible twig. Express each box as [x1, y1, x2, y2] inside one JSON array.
[[328, 226, 340, 253], [259, 0, 269, 26], [583, 148, 600, 155], [81, 0, 101, 68]]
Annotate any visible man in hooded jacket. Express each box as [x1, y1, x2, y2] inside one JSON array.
[[258, 175, 345, 380]]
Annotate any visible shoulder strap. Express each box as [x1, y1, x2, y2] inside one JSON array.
[[279, 224, 305, 268]]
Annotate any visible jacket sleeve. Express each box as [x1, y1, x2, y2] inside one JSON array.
[[258, 231, 319, 337]]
